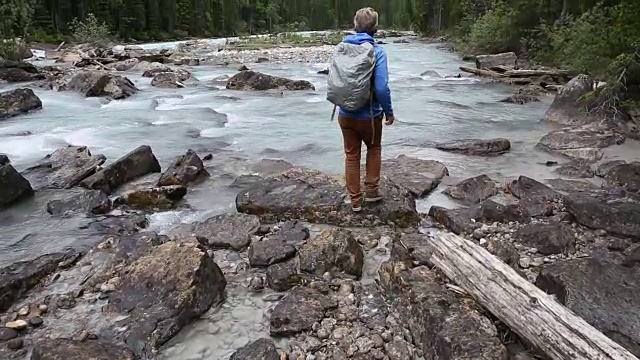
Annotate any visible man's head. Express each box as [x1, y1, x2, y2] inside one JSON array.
[[354, 7, 379, 35]]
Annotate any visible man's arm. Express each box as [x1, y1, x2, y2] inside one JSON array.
[[373, 48, 394, 118]]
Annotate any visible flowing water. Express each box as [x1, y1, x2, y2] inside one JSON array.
[[2, 35, 639, 359]]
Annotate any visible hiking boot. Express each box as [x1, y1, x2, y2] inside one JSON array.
[[344, 196, 363, 212], [365, 191, 383, 203]]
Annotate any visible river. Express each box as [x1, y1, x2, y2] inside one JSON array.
[[0, 36, 628, 358]]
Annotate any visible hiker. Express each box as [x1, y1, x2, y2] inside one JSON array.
[[326, 7, 395, 212]]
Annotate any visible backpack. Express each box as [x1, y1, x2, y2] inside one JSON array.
[[326, 42, 376, 121]]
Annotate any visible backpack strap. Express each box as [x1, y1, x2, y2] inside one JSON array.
[[331, 104, 337, 122]]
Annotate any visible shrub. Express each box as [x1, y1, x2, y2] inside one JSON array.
[[68, 13, 111, 44]]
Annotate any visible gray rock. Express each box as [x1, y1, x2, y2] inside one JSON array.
[[500, 93, 540, 104], [81, 145, 161, 194], [266, 259, 303, 291], [443, 174, 498, 204], [476, 52, 517, 70], [536, 258, 640, 356], [31, 338, 136, 360], [112, 58, 140, 71], [380, 155, 448, 197], [248, 240, 296, 267], [0, 88, 42, 119], [509, 176, 561, 201], [536, 128, 624, 161], [299, 228, 364, 278], [545, 179, 598, 192], [595, 160, 626, 178], [485, 238, 520, 269], [122, 185, 187, 210], [544, 74, 595, 126], [64, 70, 138, 99], [564, 191, 640, 239], [151, 72, 184, 88], [601, 161, 640, 192], [22, 146, 106, 191], [429, 200, 530, 234], [0, 60, 42, 83], [236, 167, 419, 228], [435, 138, 511, 156], [46, 189, 111, 216], [0, 163, 33, 208], [230, 338, 279, 360], [227, 70, 315, 91], [158, 149, 208, 187], [270, 287, 337, 335], [171, 213, 260, 251], [515, 223, 576, 255], [554, 159, 594, 178], [0, 154, 9, 166]]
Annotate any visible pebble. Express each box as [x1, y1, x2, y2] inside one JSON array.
[[100, 283, 116, 293], [6, 338, 23, 350], [28, 316, 43, 327], [249, 276, 265, 291], [5, 320, 28, 331], [381, 331, 393, 342], [519, 257, 532, 269], [479, 238, 487, 246], [316, 327, 330, 339], [17, 307, 29, 317], [0, 327, 18, 341], [531, 257, 545, 267]]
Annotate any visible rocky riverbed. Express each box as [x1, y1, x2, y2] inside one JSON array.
[[1, 32, 640, 359]]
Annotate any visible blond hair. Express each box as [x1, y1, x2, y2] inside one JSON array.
[[354, 7, 379, 34]]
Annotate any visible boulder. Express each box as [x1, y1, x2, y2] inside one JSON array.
[[46, 189, 111, 216], [0, 88, 42, 119], [443, 174, 498, 204], [515, 223, 577, 255], [22, 146, 106, 190], [0, 60, 42, 83], [543, 74, 594, 126], [380, 155, 448, 197], [0, 250, 80, 311], [595, 160, 626, 178], [429, 200, 531, 234], [553, 159, 594, 178], [475, 52, 517, 70], [379, 263, 508, 358], [230, 338, 280, 360], [601, 162, 640, 192], [121, 185, 187, 210], [435, 138, 511, 156], [151, 72, 184, 88], [111, 58, 140, 71], [545, 179, 598, 193], [64, 71, 138, 99], [0, 163, 34, 208], [227, 70, 315, 91], [3, 41, 33, 61], [266, 259, 303, 291], [140, 62, 172, 76], [299, 228, 364, 278], [236, 167, 419, 228], [564, 191, 640, 239], [500, 93, 540, 104], [81, 145, 161, 194], [508, 176, 561, 202], [536, 127, 624, 161], [170, 213, 260, 251], [0, 154, 9, 166], [270, 287, 337, 335], [158, 149, 208, 187], [248, 240, 296, 267], [536, 258, 640, 356], [31, 339, 136, 360]]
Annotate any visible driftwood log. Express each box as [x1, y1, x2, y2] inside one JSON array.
[[427, 232, 639, 360]]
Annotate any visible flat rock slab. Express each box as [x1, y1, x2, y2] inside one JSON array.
[[515, 223, 576, 255], [379, 263, 507, 359], [227, 70, 315, 91], [270, 287, 337, 336], [46, 189, 111, 216], [601, 162, 640, 192], [0, 163, 33, 208], [443, 174, 498, 204], [298, 228, 364, 278], [596, 160, 626, 177], [266, 259, 304, 292], [22, 146, 106, 191], [435, 138, 511, 156], [536, 128, 624, 161], [229, 338, 280, 360], [536, 258, 640, 356], [236, 167, 419, 228], [429, 200, 531, 235], [545, 179, 598, 193], [31, 338, 136, 360], [171, 213, 260, 251], [380, 155, 448, 197], [248, 240, 296, 267], [564, 192, 640, 239], [509, 176, 561, 201], [554, 159, 595, 178]]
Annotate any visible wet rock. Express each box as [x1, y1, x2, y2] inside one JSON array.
[[564, 191, 640, 239], [420, 70, 441, 77], [379, 264, 508, 358], [28, 316, 43, 327], [1, 88, 42, 120], [0, 327, 18, 341], [485, 238, 519, 269], [0, 60, 42, 82], [171, 213, 260, 251], [357, 284, 389, 329], [428, 206, 475, 235], [6, 338, 23, 350], [270, 287, 337, 335], [273, 220, 310, 245], [443, 174, 498, 204], [266, 259, 303, 292], [0, 164, 33, 208], [509, 176, 561, 201], [122, 185, 187, 210], [230, 174, 263, 189], [536, 128, 624, 161], [22, 146, 106, 190], [595, 160, 626, 177], [230, 338, 280, 360], [544, 74, 596, 126], [236, 167, 419, 228], [430, 200, 530, 234], [500, 93, 540, 104], [111, 58, 140, 71], [46, 189, 111, 216], [151, 72, 184, 88], [554, 159, 594, 178], [5, 320, 27, 331], [601, 162, 640, 192], [299, 228, 364, 278], [63, 70, 138, 99], [515, 223, 576, 255], [0, 154, 9, 166], [545, 178, 598, 192], [227, 70, 315, 91], [31, 338, 137, 360], [141, 63, 172, 77], [81, 145, 161, 194], [317, 69, 329, 75], [380, 155, 448, 197], [435, 138, 511, 156], [0, 250, 80, 311], [158, 149, 208, 186], [536, 258, 640, 356], [476, 52, 517, 70], [248, 240, 296, 267]]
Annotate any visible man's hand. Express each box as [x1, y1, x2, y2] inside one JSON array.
[[385, 115, 395, 126]]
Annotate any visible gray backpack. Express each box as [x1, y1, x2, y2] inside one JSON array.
[[326, 42, 376, 120]]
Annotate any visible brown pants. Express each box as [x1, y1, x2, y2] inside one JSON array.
[[338, 114, 383, 205]]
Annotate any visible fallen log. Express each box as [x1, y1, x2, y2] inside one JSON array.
[[426, 232, 638, 360], [503, 69, 573, 78], [459, 66, 505, 78]]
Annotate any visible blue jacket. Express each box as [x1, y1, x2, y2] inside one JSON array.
[[338, 32, 394, 120]]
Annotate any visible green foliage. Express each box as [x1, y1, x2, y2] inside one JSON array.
[[465, 1, 516, 54], [68, 13, 111, 44]]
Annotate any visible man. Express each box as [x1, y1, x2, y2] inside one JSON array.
[[338, 7, 394, 212]]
